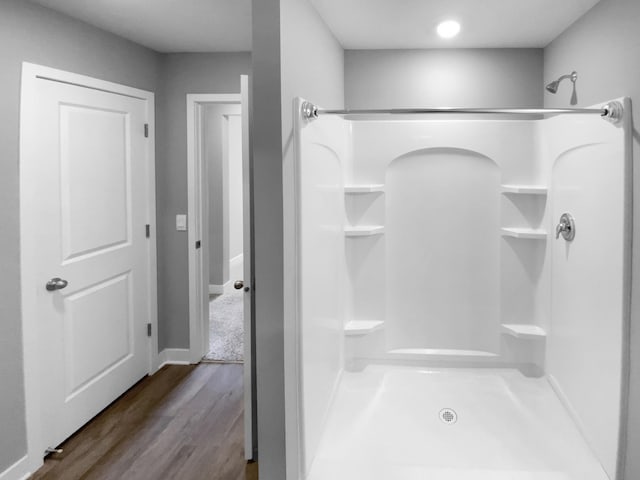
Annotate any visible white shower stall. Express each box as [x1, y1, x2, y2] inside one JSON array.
[[290, 98, 631, 480]]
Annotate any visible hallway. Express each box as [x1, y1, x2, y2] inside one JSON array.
[[32, 364, 256, 480]]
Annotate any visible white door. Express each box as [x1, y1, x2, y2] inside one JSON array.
[[241, 75, 256, 460], [23, 74, 152, 454]]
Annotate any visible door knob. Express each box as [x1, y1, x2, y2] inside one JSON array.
[[46, 277, 68, 291], [234, 280, 250, 292]]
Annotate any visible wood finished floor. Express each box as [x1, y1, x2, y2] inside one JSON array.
[[32, 364, 258, 480]]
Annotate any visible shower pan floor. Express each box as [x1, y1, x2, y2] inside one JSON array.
[[306, 366, 609, 480]]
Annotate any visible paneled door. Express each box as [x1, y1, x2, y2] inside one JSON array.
[[21, 66, 154, 456]]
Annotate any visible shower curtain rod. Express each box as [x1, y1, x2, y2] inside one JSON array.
[[301, 101, 624, 123]]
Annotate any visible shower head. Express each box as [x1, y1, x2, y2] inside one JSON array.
[[545, 80, 560, 94], [545, 71, 578, 94]]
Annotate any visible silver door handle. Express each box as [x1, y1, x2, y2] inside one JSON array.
[[234, 280, 250, 292], [46, 277, 68, 291]]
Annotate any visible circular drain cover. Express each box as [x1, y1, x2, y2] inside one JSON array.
[[439, 408, 458, 424]]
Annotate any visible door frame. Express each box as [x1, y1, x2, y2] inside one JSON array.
[[186, 82, 255, 460], [186, 92, 242, 363], [19, 62, 158, 475]]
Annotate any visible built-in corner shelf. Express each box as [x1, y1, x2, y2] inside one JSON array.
[[345, 225, 385, 237], [501, 324, 547, 340], [344, 184, 385, 194], [501, 184, 548, 195], [501, 227, 547, 240], [345, 320, 384, 336]]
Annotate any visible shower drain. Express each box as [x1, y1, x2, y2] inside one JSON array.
[[439, 408, 458, 424]]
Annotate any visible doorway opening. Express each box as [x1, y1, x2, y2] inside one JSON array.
[[186, 81, 255, 459], [203, 103, 244, 363], [186, 92, 241, 363]]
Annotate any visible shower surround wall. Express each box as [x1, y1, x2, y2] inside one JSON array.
[[541, 105, 631, 478], [296, 101, 630, 479], [296, 110, 350, 475], [349, 120, 536, 360]]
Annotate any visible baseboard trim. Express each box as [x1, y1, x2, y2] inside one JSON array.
[[209, 282, 230, 295], [0, 455, 31, 480], [156, 348, 193, 370]]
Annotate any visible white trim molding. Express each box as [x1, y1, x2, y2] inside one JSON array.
[[186, 93, 242, 364], [0, 456, 31, 480], [208, 282, 231, 295], [156, 349, 193, 370], [283, 97, 305, 479]]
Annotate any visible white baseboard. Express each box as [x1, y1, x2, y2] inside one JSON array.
[[210, 256, 244, 295], [209, 282, 230, 295], [156, 348, 193, 370], [0, 455, 31, 480]]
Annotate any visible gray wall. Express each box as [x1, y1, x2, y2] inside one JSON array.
[[345, 49, 543, 108], [0, 0, 160, 473], [251, 0, 285, 475], [544, 1, 640, 478], [0, 1, 251, 472], [251, 0, 345, 477], [155, 53, 251, 350]]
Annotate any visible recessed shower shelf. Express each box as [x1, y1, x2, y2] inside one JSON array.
[[501, 184, 548, 195], [501, 324, 547, 339], [344, 184, 385, 194], [345, 225, 385, 237], [501, 227, 547, 240], [345, 320, 384, 336]]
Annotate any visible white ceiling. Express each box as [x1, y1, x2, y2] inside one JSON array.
[[28, 0, 600, 52], [310, 0, 601, 49], [28, 0, 252, 53]]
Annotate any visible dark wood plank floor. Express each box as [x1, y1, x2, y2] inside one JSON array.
[[32, 364, 258, 480]]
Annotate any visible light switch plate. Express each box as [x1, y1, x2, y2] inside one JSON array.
[[176, 214, 187, 231]]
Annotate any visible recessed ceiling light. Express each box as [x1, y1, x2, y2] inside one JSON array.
[[437, 20, 461, 39]]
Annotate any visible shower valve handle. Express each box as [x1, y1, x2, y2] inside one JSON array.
[[555, 213, 575, 241]]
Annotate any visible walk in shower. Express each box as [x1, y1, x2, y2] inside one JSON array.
[[291, 98, 631, 480]]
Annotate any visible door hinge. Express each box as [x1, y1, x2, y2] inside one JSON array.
[[147, 323, 152, 337], [144, 123, 149, 138], [195, 240, 201, 249], [145, 224, 150, 238]]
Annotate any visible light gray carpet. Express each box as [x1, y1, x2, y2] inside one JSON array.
[[203, 292, 244, 363]]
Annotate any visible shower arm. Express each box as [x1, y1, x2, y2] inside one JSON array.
[[555, 72, 578, 85]]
